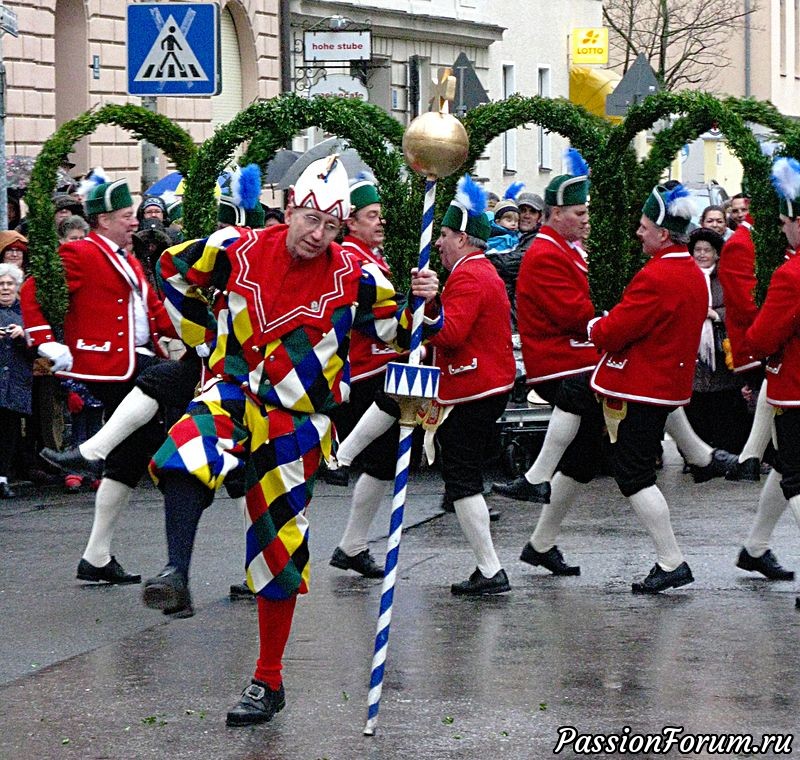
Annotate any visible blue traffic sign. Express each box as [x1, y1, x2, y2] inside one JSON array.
[[127, 3, 220, 96]]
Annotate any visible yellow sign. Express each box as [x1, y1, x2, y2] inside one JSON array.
[[571, 28, 609, 65]]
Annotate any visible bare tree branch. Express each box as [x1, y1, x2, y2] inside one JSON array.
[[603, 0, 758, 89]]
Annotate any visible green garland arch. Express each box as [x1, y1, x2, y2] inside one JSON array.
[[26, 104, 196, 324], [24, 92, 800, 323]]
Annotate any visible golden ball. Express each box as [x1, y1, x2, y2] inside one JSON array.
[[402, 112, 469, 178]]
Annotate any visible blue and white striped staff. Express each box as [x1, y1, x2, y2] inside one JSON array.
[[364, 68, 468, 737]]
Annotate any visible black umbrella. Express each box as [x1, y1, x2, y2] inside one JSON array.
[[6, 155, 75, 194], [278, 138, 371, 189], [263, 149, 300, 185]]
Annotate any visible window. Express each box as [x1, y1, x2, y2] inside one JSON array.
[[538, 67, 551, 170]]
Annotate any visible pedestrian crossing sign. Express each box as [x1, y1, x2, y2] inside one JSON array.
[[127, 3, 220, 96]]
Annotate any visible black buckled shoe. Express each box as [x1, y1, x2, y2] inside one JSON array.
[[450, 568, 511, 596], [631, 561, 694, 594], [491, 477, 551, 503], [0, 482, 16, 499], [323, 465, 350, 487], [142, 566, 193, 618], [229, 580, 255, 600], [77, 556, 141, 584], [40, 447, 103, 479], [441, 494, 501, 522], [736, 547, 794, 580], [329, 547, 384, 578], [226, 681, 286, 727], [520, 543, 580, 576], [725, 457, 761, 482], [690, 448, 738, 483]]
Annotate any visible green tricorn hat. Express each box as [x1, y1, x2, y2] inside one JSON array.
[[217, 196, 265, 228], [84, 179, 134, 216], [770, 157, 800, 218], [441, 175, 491, 241], [349, 175, 381, 213], [544, 148, 590, 207], [641, 183, 694, 235]]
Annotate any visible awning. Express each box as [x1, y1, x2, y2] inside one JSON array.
[[569, 66, 623, 123]]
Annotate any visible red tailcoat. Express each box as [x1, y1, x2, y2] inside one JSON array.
[[340, 235, 403, 382], [744, 250, 800, 407], [717, 217, 760, 372], [20, 231, 176, 381], [516, 225, 598, 384], [590, 245, 707, 406], [430, 252, 515, 404]]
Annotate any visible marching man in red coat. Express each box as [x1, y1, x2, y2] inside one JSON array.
[[430, 175, 516, 594], [718, 197, 774, 483], [588, 183, 707, 592], [327, 176, 402, 578], [21, 178, 177, 585], [742, 157, 800, 606]]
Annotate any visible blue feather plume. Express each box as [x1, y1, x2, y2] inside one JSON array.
[[232, 164, 262, 210], [663, 182, 694, 218], [504, 181, 525, 201], [454, 174, 487, 217], [564, 148, 589, 178], [770, 157, 800, 201]]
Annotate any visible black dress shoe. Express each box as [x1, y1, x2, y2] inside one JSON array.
[[520, 543, 580, 575], [142, 566, 193, 617], [0, 482, 16, 499], [440, 494, 501, 522], [631, 561, 694, 593], [725, 456, 761, 482], [691, 448, 739, 483], [491, 477, 551, 503], [77, 557, 141, 584], [230, 580, 256, 600], [323, 465, 350, 487], [736, 547, 794, 580], [329, 547, 384, 578], [40, 447, 103, 479], [450, 568, 510, 595], [226, 681, 285, 726]]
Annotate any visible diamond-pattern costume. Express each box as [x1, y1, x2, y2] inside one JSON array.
[[151, 225, 439, 599]]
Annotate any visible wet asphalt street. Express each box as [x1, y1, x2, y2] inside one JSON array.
[[1, 440, 799, 759]]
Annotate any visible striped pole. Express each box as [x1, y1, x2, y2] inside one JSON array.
[[363, 175, 439, 736], [363, 422, 414, 736], [408, 176, 437, 364]]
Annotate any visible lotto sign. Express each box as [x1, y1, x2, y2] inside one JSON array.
[[127, 3, 220, 96], [571, 28, 609, 65]]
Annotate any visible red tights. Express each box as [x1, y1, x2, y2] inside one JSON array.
[[254, 595, 297, 689]]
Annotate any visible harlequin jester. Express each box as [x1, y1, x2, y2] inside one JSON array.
[[141, 156, 442, 726]]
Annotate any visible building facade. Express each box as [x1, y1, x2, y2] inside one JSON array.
[[3, 0, 280, 196]]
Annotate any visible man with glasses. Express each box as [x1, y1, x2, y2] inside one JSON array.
[[141, 156, 441, 727]]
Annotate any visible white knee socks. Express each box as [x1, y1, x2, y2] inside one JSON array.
[[739, 383, 772, 463], [338, 473, 388, 556], [335, 403, 396, 467], [745, 469, 788, 556], [665, 407, 712, 467], [453, 493, 502, 578], [627, 485, 684, 571], [524, 408, 581, 485], [80, 387, 159, 461], [530, 473, 581, 552], [82, 478, 133, 567]]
